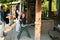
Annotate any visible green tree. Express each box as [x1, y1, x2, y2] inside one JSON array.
[[0, 0, 17, 3]]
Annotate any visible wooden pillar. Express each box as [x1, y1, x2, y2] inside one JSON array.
[[26, 0, 31, 23], [35, 0, 41, 40], [49, 0, 52, 17], [49, 0, 52, 12]]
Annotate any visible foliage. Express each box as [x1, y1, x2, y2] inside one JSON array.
[[0, 0, 19, 11], [42, 0, 49, 12], [52, 0, 56, 11], [0, 0, 17, 3], [42, 0, 56, 12]]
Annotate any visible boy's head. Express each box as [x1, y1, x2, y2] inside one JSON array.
[[22, 12, 26, 18], [1, 5, 5, 10]]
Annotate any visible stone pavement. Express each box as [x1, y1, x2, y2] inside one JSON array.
[[0, 23, 9, 40], [4, 26, 52, 40], [0, 22, 52, 40], [0, 22, 34, 40], [4, 26, 34, 40]]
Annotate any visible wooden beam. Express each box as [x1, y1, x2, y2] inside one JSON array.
[[35, 0, 41, 40]]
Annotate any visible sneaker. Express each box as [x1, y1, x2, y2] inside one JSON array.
[[3, 32, 7, 37]]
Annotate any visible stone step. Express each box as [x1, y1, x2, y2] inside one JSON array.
[[48, 31, 60, 40]]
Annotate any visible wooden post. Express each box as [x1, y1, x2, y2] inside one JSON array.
[[26, 0, 31, 23], [49, 0, 52, 17], [35, 0, 41, 40]]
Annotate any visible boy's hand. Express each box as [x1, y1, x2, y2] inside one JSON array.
[[18, 19, 22, 21]]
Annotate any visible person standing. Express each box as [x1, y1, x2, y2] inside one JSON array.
[[15, 4, 20, 19], [17, 12, 31, 40], [15, 4, 21, 32], [0, 5, 5, 37]]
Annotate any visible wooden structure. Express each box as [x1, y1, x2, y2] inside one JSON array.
[[35, 0, 41, 40], [26, 0, 41, 40], [27, 0, 31, 23], [4, 0, 41, 40]]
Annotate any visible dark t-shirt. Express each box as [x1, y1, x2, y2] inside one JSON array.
[[20, 17, 26, 25], [1, 10, 5, 22]]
